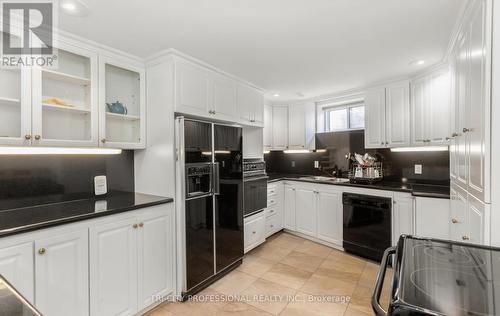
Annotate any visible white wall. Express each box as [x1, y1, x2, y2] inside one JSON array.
[[243, 126, 263, 158], [134, 59, 176, 198], [490, 0, 500, 247]]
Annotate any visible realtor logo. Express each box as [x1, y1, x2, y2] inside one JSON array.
[[1, 0, 58, 67]]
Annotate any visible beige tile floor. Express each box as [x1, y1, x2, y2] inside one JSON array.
[[146, 232, 393, 316]]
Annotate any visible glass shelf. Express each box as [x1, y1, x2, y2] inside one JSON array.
[[0, 68, 22, 139]]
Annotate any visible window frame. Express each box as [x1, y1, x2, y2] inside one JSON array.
[[324, 102, 365, 132]]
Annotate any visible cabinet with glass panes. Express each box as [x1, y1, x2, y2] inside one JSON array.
[[99, 57, 146, 149]]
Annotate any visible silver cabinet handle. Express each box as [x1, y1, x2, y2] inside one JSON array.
[[452, 133, 459, 137], [24, 134, 32, 140], [34, 135, 41, 140], [463, 128, 470, 133], [252, 231, 256, 234], [38, 248, 46, 255], [462, 236, 470, 241], [451, 218, 458, 224]]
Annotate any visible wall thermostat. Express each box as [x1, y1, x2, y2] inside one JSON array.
[[94, 175, 108, 196]]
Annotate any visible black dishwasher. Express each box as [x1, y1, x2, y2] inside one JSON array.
[[343, 193, 391, 262]]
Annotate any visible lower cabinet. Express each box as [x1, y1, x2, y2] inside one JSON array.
[[392, 193, 415, 244], [316, 189, 343, 246], [283, 185, 296, 230], [0, 242, 34, 303], [415, 197, 451, 240], [90, 207, 174, 316], [35, 229, 89, 316], [244, 212, 266, 253], [295, 188, 317, 236]]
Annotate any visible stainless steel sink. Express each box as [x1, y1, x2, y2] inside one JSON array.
[[299, 176, 350, 183]]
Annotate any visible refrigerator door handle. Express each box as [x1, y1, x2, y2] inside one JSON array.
[[213, 162, 220, 195]]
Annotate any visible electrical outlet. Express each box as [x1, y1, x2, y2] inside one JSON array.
[[291, 161, 296, 168], [415, 164, 423, 175], [314, 161, 319, 168]]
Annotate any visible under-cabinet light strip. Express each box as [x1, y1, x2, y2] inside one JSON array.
[[0, 147, 122, 155], [390, 146, 448, 152]]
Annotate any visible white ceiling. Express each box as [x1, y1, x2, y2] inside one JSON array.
[[59, 0, 466, 101]]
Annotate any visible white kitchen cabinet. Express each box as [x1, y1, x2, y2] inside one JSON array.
[[0, 242, 34, 303], [410, 69, 451, 146], [0, 68, 32, 146], [316, 189, 343, 246], [244, 211, 266, 253], [211, 73, 237, 120], [364, 87, 386, 148], [35, 229, 89, 316], [284, 184, 296, 230], [288, 104, 307, 150], [468, 195, 488, 245], [237, 84, 264, 127], [450, 184, 468, 242], [385, 81, 410, 147], [415, 197, 450, 240], [90, 217, 138, 316], [138, 211, 174, 310], [174, 59, 210, 117], [295, 187, 317, 237], [272, 106, 289, 150], [265, 182, 284, 237], [392, 194, 414, 245], [99, 55, 146, 149], [263, 105, 273, 150]]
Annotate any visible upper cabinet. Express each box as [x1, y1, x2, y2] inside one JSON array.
[[99, 56, 146, 149], [271, 106, 288, 150], [288, 103, 315, 150], [263, 105, 273, 150], [364, 87, 386, 148], [173, 57, 264, 127], [410, 69, 451, 146]]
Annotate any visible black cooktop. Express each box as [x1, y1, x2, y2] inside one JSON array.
[[394, 236, 500, 316]]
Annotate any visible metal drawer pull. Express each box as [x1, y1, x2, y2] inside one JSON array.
[[462, 236, 470, 241], [138, 223, 144, 228], [270, 225, 274, 228], [38, 248, 46, 255], [133, 224, 138, 229], [252, 231, 256, 234], [451, 218, 458, 224]]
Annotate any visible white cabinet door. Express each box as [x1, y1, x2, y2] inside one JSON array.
[[468, 195, 487, 245], [32, 44, 99, 147], [237, 84, 262, 125], [0, 68, 32, 146], [467, 0, 489, 202], [90, 217, 138, 316], [175, 60, 210, 116], [415, 197, 450, 240], [0, 242, 34, 303], [385, 81, 410, 147], [263, 105, 273, 149], [392, 194, 414, 245], [410, 77, 428, 146], [211, 73, 237, 120], [254, 94, 264, 126], [428, 71, 451, 144], [455, 32, 469, 189], [364, 87, 386, 148], [35, 229, 89, 316], [272, 106, 288, 150], [284, 185, 296, 230], [317, 189, 342, 245], [295, 188, 317, 237], [138, 211, 174, 310], [244, 212, 266, 253], [450, 184, 468, 242], [288, 104, 306, 149]]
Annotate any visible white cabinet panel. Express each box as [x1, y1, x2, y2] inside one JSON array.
[[0, 242, 34, 303], [244, 212, 266, 253], [175, 60, 210, 116], [272, 106, 288, 150], [317, 190, 342, 245], [364, 88, 386, 148], [468, 196, 487, 244], [410, 78, 427, 146], [284, 185, 296, 230], [288, 104, 306, 150], [392, 194, 414, 245], [138, 212, 174, 310], [386, 81, 410, 147], [237, 84, 263, 126], [415, 197, 450, 240], [211, 74, 237, 119], [90, 217, 138, 316], [428, 72, 451, 144], [263, 105, 273, 149], [35, 229, 89, 316], [450, 184, 468, 242], [295, 188, 317, 237]]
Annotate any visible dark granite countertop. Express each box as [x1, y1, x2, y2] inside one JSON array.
[[0, 192, 173, 238], [268, 174, 450, 199]]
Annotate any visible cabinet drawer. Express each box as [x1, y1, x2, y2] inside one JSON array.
[[265, 214, 281, 237], [265, 207, 279, 218], [244, 213, 266, 253], [267, 185, 277, 197], [267, 196, 278, 207]]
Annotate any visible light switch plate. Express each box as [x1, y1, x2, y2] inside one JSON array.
[[415, 164, 423, 175], [314, 161, 319, 168], [94, 175, 108, 196], [291, 161, 296, 168]]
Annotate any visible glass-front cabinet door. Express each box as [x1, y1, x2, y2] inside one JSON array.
[[31, 43, 98, 147], [99, 57, 146, 149], [0, 67, 31, 146]]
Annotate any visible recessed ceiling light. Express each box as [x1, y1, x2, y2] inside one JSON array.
[[409, 60, 426, 66], [273, 94, 280, 97], [60, 0, 90, 17]]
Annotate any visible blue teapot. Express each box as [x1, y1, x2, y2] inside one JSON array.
[[106, 101, 128, 115]]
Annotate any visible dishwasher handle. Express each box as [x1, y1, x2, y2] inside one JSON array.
[[372, 246, 396, 316]]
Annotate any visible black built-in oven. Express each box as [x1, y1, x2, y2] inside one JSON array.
[[243, 160, 268, 217], [343, 193, 392, 262]]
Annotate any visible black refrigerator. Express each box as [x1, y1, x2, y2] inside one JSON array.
[[176, 117, 243, 296]]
